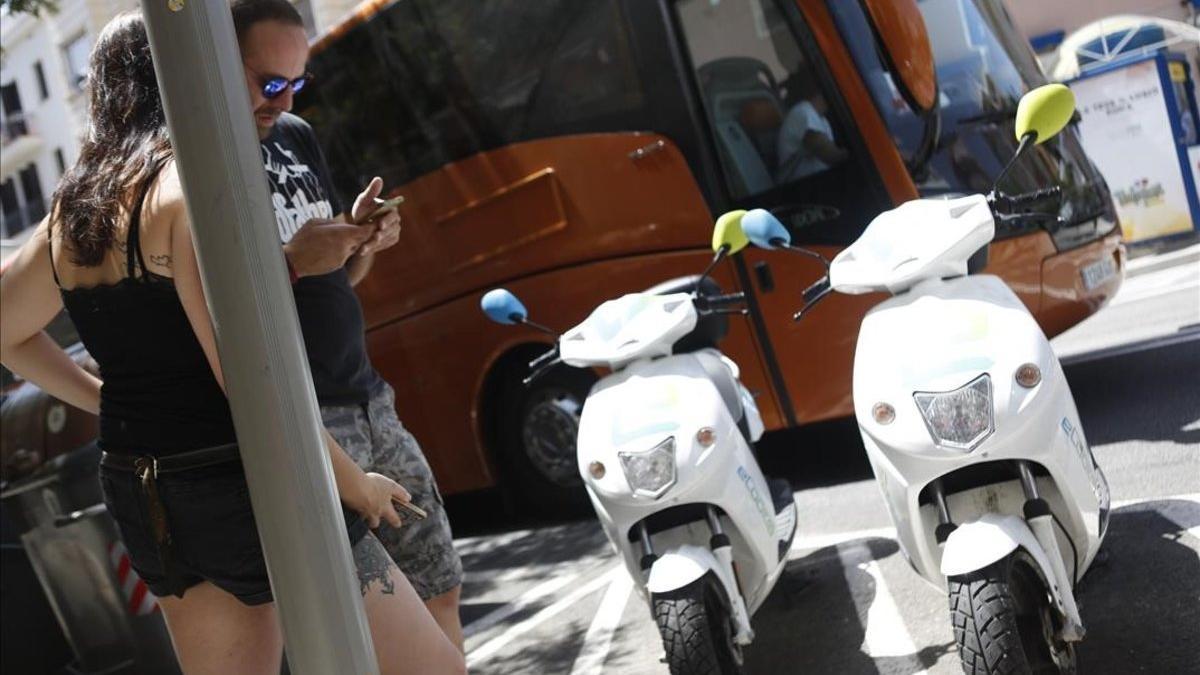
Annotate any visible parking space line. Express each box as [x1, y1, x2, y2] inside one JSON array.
[[466, 566, 623, 669], [568, 570, 635, 675], [463, 571, 582, 640], [838, 544, 928, 672]]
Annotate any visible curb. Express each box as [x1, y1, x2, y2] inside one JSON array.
[[1125, 243, 1200, 278]]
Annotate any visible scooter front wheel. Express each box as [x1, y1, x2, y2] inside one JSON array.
[[653, 574, 744, 675], [948, 550, 1077, 675]]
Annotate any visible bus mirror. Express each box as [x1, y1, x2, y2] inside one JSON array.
[[481, 289, 528, 325], [861, 0, 937, 114], [1015, 84, 1076, 145], [712, 210, 750, 255]]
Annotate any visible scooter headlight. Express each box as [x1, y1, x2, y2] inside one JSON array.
[[618, 436, 676, 498], [913, 374, 994, 451]]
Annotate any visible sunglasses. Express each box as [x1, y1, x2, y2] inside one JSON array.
[[259, 72, 313, 99]]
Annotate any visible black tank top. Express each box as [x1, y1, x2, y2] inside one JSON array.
[[49, 180, 237, 455]]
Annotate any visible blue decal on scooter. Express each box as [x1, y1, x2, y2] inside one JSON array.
[[1061, 416, 1110, 511], [738, 465, 775, 536]]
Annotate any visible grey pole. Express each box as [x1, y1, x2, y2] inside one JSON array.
[[138, 1, 377, 672]]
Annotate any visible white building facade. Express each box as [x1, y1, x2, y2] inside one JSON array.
[[0, 0, 353, 249], [0, 0, 141, 242]]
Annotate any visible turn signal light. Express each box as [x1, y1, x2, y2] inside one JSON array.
[[696, 427, 717, 447], [588, 461, 606, 480], [872, 402, 896, 425], [1015, 363, 1042, 388]]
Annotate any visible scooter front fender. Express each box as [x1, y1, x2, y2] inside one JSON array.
[[646, 544, 724, 594], [941, 513, 1050, 577]]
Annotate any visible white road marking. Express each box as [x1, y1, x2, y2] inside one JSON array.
[[463, 570, 583, 639], [839, 543, 927, 672], [466, 566, 623, 669], [568, 570, 635, 675]]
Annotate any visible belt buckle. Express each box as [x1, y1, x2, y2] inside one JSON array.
[[134, 456, 158, 482]]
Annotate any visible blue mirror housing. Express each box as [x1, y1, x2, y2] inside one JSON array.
[[741, 209, 791, 249], [481, 288, 528, 325]]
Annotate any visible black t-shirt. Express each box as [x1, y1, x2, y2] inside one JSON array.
[[261, 113, 382, 405]]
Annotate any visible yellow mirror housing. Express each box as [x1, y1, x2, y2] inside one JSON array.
[[712, 210, 750, 254], [1015, 84, 1076, 145]]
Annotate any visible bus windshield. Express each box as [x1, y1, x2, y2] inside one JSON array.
[[828, 0, 1113, 248]]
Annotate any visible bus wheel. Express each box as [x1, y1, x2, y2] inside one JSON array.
[[499, 365, 593, 513]]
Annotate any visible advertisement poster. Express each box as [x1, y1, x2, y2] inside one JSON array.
[[1071, 59, 1195, 243]]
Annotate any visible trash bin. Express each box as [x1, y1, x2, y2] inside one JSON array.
[[0, 443, 180, 674]]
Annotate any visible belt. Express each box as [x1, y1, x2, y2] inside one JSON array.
[[101, 443, 240, 474], [100, 443, 240, 597]]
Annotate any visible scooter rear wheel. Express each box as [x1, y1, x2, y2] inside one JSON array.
[[653, 574, 744, 675], [948, 550, 1077, 675]]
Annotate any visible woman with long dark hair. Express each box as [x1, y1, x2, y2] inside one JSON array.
[[0, 12, 464, 674]]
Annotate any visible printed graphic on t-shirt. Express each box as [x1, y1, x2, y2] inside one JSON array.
[[262, 141, 334, 244]]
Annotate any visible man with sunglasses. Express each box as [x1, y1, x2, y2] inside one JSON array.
[[229, 0, 465, 651]]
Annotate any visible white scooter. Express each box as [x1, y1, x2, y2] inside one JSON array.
[[481, 218, 797, 675], [740, 85, 1110, 673]]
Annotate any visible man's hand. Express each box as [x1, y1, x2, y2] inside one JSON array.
[[348, 176, 402, 258], [283, 218, 375, 279]]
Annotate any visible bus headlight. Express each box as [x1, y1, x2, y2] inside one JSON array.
[[913, 374, 994, 451], [618, 437, 676, 498]]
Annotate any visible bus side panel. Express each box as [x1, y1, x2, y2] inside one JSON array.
[[364, 251, 783, 496], [355, 133, 717, 330]]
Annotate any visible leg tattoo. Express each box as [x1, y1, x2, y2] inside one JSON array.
[[353, 534, 396, 597]]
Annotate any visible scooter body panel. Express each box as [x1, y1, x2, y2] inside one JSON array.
[[578, 349, 791, 616], [852, 275, 1109, 589]]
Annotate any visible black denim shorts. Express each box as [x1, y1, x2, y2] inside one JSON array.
[[100, 459, 368, 606]]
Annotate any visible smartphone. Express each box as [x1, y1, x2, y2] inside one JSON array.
[[367, 195, 405, 221], [393, 498, 428, 520]]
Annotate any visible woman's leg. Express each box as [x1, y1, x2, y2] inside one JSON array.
[[156, 581, 283, 675], [354, 533, 466, 675]]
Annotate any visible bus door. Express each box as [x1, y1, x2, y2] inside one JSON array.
[[667, 0, 902, 425]]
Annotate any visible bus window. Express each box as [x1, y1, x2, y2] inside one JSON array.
[[827, 0, 1112, 249], [674, 0, 848, 199], [672, 0, 889, 247], [297, 0, 645, 206]]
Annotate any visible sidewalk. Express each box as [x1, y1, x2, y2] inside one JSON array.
[[1125, 236, 1200, 278]]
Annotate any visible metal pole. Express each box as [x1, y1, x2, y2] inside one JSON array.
[[138, 2, 377, 673]]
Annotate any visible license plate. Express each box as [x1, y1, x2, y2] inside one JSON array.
[[1081, 257, 1116, 290]]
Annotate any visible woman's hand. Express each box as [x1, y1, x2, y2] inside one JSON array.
[[352, 472, 412, 529]]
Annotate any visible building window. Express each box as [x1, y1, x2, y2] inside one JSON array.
[[63, 33, 92, 91], [34, 61, 49, 100], [55, 148, 67, 176]]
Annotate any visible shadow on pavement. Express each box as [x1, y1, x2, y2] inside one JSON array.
[[1076, 499, 1200, 674], [743, 537, 951, 674], [1065, 339, 1200, 446]]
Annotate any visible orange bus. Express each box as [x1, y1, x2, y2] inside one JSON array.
[[287, 0, 1124, 508], [0, 0, 1124, 511]]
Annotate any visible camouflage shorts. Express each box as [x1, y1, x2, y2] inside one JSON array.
[[321, 383, 463, 600]]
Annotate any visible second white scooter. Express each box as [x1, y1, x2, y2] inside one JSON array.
[[741, 84, 1111, 674], [481, 217, 796, 675]]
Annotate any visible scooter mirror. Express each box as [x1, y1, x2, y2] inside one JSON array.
[[712, 210, 750, 255], [481, 288, 528, 325], [741, 209, 792, 249], [1015, 84, 1076, 145]]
